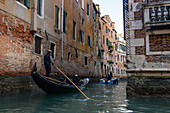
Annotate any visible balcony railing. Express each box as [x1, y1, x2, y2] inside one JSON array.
[[149, 6, 170, 22], [145, 0, 170, 3]]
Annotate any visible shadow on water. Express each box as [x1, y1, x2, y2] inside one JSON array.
[[0, 80, 170, 113]]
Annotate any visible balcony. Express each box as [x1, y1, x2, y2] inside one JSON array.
[[144, 0, 170, 31], [108, 44, 114, 53]]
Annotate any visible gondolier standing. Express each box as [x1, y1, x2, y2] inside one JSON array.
[[44, 50, 54, 77]]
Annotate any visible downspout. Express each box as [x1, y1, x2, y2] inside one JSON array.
[[61, 0, 64, 60], [30, 0, 37, 33]]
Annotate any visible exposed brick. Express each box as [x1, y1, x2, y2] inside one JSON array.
[[134, 29, 146, 38]]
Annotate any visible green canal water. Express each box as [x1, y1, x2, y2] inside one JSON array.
[[0, 80, 170, 113]]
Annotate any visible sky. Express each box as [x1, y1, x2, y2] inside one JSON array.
[[93, 0, 124, 33]]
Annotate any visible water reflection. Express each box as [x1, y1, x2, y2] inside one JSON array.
[[0, 80, 169, 113]]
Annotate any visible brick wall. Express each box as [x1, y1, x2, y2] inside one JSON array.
[[0, 10, 42, 76], [149, 34, 170, 52]]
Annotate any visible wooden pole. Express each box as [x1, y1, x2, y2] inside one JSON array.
[[54, 65, 90, 100]]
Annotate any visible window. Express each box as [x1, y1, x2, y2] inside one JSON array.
[[73, 21, 76, 40], [88, 36, 91, 47], [50, 42, 56, 58], [106, 26, 108, 33], [93, 8, 96, 21], [106, 38, 108, 46], [79, 29, 83, 43], [55, 5, 59, 28], [85, 56, 88, 65], [16, 0, 30, 8], [103, 35, 105, 44], [68, 52, 71, 61], [82, 0, 84, 9], [115, 44, 117, 51], [37, 0, 42, 16], [35, 36, 42, 54], [63, 11, 67, 33], [111, 32, 113, 38], [87, 3, 89, 15], [108, 29, 110, 36], [82, 18, 84, 25], [103, 23, 104, 31]]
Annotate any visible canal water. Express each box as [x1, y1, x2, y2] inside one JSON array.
[[0, 80, 170, 113]]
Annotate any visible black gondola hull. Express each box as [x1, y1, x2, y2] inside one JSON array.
[[31, 63, 87, 94]]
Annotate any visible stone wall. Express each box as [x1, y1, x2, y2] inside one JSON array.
[[0, 75, 39, 95], [127, 76, 170, 97]]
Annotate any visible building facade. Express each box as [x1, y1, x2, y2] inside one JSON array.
[[100, 15, 116, 76], [0, 0, 102, 77], [123, 0, 170, 76], [116, 33, 127, 77]]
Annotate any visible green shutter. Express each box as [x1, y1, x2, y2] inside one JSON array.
[[115, 44, 117, 51], [55, 6, 59, 28], [26, 0, 30, 8], [37, 0, 42, 16], [73, 21, 76, 40], [103, 35, 105, 44], [90, 37, 91, 47], [87, 3, 89, 15], [63, 12, 67, 33]]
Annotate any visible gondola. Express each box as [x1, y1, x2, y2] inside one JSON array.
[[100, 77, 119, 85], [31, 63, 89, 94]]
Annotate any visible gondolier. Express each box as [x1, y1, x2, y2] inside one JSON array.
[[44, 50, 54, 77]]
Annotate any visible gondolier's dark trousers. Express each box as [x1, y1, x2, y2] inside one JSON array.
[[45, 64, 51, 77]]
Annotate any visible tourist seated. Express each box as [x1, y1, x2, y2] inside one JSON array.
[[106, 74, 111, 81], [73, 74, 80, 85]]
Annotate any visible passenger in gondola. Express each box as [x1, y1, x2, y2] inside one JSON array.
[[73, 74, 80, 85], [44, 50, 54, 77], [106, 73, 111, 81]]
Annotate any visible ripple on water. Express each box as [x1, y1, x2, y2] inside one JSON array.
[[0, 82, 169, 113]]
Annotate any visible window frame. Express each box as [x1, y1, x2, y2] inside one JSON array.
[[15, 0, 30, 9], [50, 41, 56, 59], [63, 11, 67, 33], [79, 29, 84, 43], [85, 56, 88, 65], [55, 5, 60, 29], [87, 3, 90, 16], [34, 35, 43, 55], [73, 21, 76, 40], [88, 36, 91, 47]]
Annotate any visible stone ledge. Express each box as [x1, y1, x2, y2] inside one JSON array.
[[127, 76, 170, 97]]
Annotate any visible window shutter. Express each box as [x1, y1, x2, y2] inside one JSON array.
[[79, 30, 81, 42], [87, 3, 89, 15], [73, 21, 76, 40], [55, 6, 59, 28], [26, 0, 30, 8], [63, 12, 67, 33], [90, 37, 91, 47], [37, 0, 42, 16]]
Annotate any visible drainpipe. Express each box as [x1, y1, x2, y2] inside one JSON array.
[[61, 0, 64, 60], [30, 0, 37, 33]]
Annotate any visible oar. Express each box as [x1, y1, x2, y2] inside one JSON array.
[[53, 65, 90, 100]]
